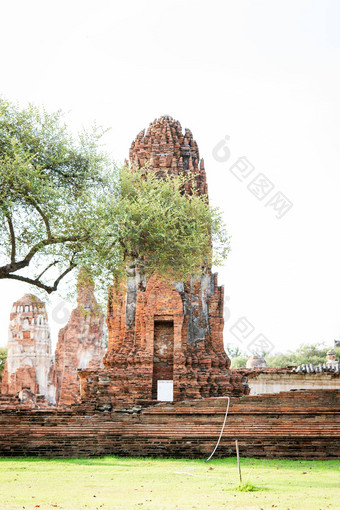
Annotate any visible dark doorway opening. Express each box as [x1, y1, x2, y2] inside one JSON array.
[[152, 320, 174, 400]]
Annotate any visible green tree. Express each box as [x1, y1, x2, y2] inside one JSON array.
[[0, 347, 7, 380], [0, 98, 230, 295], [230, 356, 248, 368], [225, 343, 245, 358], [228, 342, 340, 369], [266, 343, 340, 368], [225, 343, 249, 367]]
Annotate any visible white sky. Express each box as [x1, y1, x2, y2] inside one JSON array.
[[0, 0, 340, 356]]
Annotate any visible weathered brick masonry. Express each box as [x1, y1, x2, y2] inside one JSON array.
[[1, 294, 54, 403], [0, 390, 338, 458], [1, 115, 339, 460], [52, 270, 106, 406], [80, 116, 247, 403], [1, 272, 106, 406]]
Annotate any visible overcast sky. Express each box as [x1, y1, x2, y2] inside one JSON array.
[[1, 0, 340, 356]]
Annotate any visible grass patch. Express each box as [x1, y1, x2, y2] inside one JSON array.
[[0, 456, 339, 509], [234, 481, 261, 492]]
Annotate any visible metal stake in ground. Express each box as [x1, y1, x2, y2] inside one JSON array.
[[235, 439, 242, 484]]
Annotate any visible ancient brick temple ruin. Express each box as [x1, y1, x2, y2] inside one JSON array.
[[52, 270, 106, 405], [79, 116, 247, 405], [1, 294, 55, 402], [0, 115, 339, 460], [1, 271, 105, 406]]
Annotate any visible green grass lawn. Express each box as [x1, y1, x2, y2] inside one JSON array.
[[0, 456, 339, 510]]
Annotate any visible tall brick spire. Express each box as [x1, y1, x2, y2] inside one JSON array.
[[129, 116, 208, 195], [79, 116, 248, 406]]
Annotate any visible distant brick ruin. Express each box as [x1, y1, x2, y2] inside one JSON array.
[[79, 116, 247, 405], [236, 350, 340, 395], [1, 270, 106, 406], [52, 270, 106, 405], [1, 294, 55, 403]]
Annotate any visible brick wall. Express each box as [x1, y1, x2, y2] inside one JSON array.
[[0, 389, 338, 459]]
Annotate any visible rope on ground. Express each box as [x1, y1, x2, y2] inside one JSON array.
[[204, 396, 230, 462]]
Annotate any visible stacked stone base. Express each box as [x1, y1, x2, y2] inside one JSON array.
[[0, 389, 339, 459], [79, 357, 247, 407]]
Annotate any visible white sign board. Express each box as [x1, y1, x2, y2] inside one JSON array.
[[157, 380, 173, 402]]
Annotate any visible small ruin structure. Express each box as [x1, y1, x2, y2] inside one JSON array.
[[1, 294, 55, 403], [246, 355, 267, 369], [237, 349, 340, 395], [1, 271, 106, 405], [52, 270, 106, 405]]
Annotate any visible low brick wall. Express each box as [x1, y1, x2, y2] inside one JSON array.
[[233, 368, 340, 395], [0, 389, 339, 459]]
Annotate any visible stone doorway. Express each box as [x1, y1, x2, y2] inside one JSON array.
[[152, 320, 174, 400]]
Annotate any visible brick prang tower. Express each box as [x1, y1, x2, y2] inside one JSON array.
[[52, 269, 106, 406], [79, 116, 247, 405], [1, 294, 55, 402]]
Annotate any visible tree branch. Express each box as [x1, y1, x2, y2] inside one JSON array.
[[27, 198, 52, 239], [36, 260, 59, 280], [23, 234, 87, 265], [0, 233, 89, 278], [4, 261, 77, 294], [5, 215, 16, 264], [52, 261, 77, 290]]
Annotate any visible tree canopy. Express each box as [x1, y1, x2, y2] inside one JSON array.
[[0, 98, 230, 295], [0, 347, 7, 380], [228, 343, 340, 368]]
